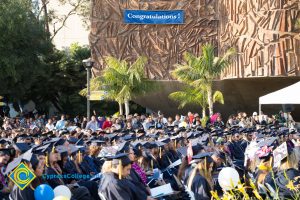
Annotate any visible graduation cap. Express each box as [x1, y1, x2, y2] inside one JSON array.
[[148, 125, 155, 130], [0, 139, 11, 145], [257, 137, 278, 148], [43, 138, 64, 146], [177, 146, 187, 157], [121, 135, 134, 141], [105, 133, 118, 140], [212, 151, 226, 160], [131, 141, 142, 150], [90, 140, 106, 146], [107, 153, 131, 179], [56, 145, 69, 158], [158, 138, 171, 144], [33, 143, 51, 155], [13, 143, 31, 154], [141, 142, 152, 149], [191, 152, 213, 164], [75, 138, 84, 146], [117, 141, 130, 153], [186, 132, 194, 139], [67, 137, 78, 144], [0, 147, 14, 156], [4, 148, 36, 175]]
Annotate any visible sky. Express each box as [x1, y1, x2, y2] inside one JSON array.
[[47, 0, 89, 49]]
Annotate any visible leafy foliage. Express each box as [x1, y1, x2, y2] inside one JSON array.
[[172, 44, 235, 116], [0, 0, 52, 101], [81, 56, 157, 115]]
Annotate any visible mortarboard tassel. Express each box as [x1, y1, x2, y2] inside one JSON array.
[[159, 147, 162, 159], [119, 159, 122, 180], [174, 140, 177, 149], [151, 159, 153, 171], [78, 151, 82, 163], [52, 145, 55, 153], [45, 153, 49, 167], [204, 157, 207, 176]]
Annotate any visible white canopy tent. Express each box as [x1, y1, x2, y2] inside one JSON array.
[[259, 81, 300, 114]]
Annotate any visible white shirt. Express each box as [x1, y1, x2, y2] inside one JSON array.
[[46, 123, 55, 131]]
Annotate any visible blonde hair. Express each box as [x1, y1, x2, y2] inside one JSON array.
[[280, 148, 300, 170], [101, 161, 112, 173], [187, 159, 213, 190]]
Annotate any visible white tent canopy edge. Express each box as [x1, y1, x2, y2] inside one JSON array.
[[259, 81, 300, 115]]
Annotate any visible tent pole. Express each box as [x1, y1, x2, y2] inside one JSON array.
[[259, 104, 261, 116]]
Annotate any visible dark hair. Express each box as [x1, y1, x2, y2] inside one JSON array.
[[30, 154, 40, 171]]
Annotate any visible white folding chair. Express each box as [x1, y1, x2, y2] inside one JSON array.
[[265, 183, 279, 199], [98, 192, 107, 200], [184, 185, 195, 200]]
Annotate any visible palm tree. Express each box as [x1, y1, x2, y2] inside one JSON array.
[[172, 44, 235, 116], [80, 56, 156, 116], [169, 86, 224, 118]]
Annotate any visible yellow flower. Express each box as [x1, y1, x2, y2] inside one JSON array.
[[222, 192, 233, 200], [286, 180, 296, 191], [249, 179, 257, 190], [237, 183, 249, 199], [253, 189, 263, 200], [210, 191, 220, 200]]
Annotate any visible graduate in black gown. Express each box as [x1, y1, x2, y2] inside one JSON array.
[[9, 154, 44, 200], [225, 132, 245, 161], [264, 148, 300, 199], [81, 140, 104, 175], [56, 145, 100, 200], [117, 142, 151, 199], [99, 153, 155, 200], [44, 146, 92, 200], [185, 153, 214, 200]]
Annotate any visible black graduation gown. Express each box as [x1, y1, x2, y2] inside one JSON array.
[[266, 168, 300, 199], [127, 169, 148, 200], [45, 167, 92, 200], [189, 172, 212, 200], [240, 140, 249, 152], [63, 160, 101, 200], [9, 185, 34, 200], [99, 172, 135, 200], [158, 154, 172, 169], [167, 150, 180, 163], [212, 165, 225, 196], [80, 156, 98, 175], [226, 141, 245, 161]]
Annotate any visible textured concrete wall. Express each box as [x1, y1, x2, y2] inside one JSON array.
[[90, 0, 300, 118], [219, 0, 300, 78], [89, 0, 218, 79]]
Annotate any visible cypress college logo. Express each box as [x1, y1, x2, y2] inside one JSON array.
[[9, 162, 36, 190]]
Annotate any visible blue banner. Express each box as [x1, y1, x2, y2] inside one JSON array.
[[124, 10, 184, 24]]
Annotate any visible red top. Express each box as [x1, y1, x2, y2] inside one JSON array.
[[102, 121, 112, 129]]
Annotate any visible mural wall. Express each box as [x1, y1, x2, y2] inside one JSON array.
[[90, 0, 300, 79], [89, 0, 219, 79], [219, 0, 300, 78]]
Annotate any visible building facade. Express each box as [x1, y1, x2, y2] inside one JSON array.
[[89, 0, 300, 117]]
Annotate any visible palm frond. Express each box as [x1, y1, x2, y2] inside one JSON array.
[[169, 86, 207, 109], [213, 90, 224, 104]]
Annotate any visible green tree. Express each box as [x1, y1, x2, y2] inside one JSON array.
[[172, 44, 235, 116], [0, 0, 52, 102], [81, 56, 156, 116], [29, 43, 90, 115], [169, 86, 224, 118]]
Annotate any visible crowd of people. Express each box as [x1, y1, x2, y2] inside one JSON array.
[[0, 110, 299, 200]]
